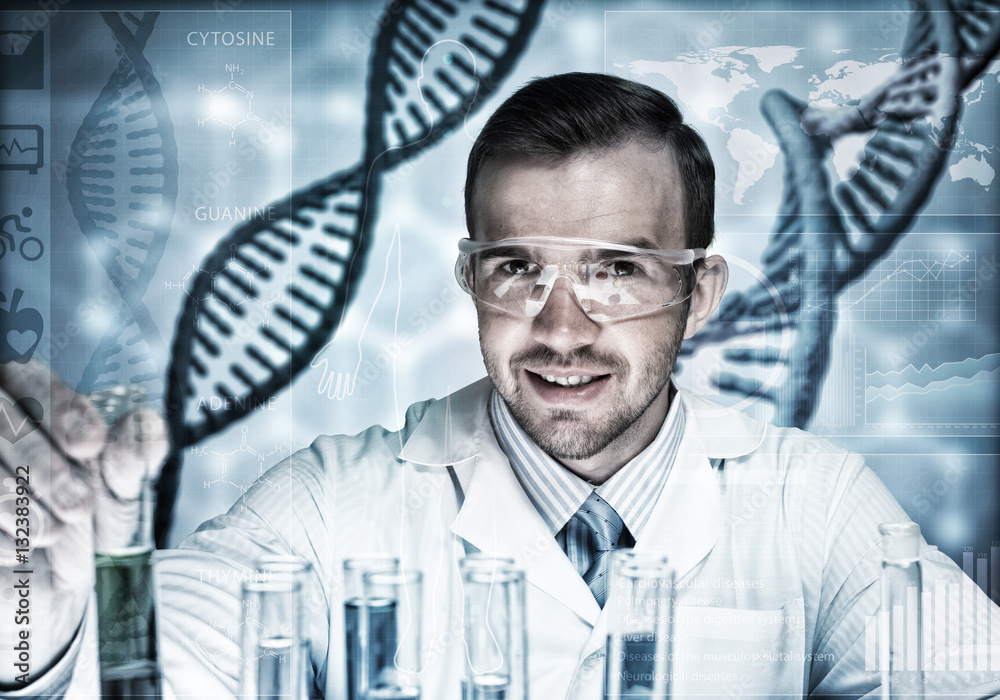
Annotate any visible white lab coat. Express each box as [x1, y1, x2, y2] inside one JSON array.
[[24, 377, 1000, 699]]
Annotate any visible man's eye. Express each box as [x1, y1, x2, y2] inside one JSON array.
[[500, 259, 536, 275], [608, 260, 637, 276]]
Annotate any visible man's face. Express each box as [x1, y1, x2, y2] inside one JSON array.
[[470, 142, 696, 481]]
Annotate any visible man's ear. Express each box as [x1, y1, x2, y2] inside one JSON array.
[[684, 254, 728, 339]]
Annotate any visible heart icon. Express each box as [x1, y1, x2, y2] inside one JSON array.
[[0, 289, 44, 364], [0, 396, 44, 444], [7, 330, 38, 357]]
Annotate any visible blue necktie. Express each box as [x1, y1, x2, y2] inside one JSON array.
[[564, 491, 634, 606]]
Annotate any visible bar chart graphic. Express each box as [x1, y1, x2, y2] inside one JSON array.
[[864, 547, 1000, 674]]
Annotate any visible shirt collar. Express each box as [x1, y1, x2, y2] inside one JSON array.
[[488, 384, 686, 541]]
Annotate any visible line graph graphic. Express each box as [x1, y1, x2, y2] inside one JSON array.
[[803, 249, 977, 321], [0, 138, 32, 156], [0, 125, 43, 173], [865, 352, 1000, 426]]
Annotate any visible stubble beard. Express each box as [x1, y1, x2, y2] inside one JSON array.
[[481, 321, 686, 461]]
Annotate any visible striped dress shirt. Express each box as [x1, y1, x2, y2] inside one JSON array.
[[488, 385, 686, 546]]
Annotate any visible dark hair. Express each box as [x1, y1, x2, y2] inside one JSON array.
[[465, 72, 715, 249]]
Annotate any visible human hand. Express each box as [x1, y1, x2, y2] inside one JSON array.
[[0, 359, 167, 686]]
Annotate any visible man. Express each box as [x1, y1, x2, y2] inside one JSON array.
[[3, 72, 998, 698]]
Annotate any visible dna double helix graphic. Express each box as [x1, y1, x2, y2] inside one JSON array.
[[158, 0, 545, 543], [679, 0, 1000, 428], [65, 11, 179, 404]]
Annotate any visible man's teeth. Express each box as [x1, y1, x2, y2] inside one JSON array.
[[541, 374, 595, 387]]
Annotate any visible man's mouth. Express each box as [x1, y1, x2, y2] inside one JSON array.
[[525, 369, 612, 392], [538, 374, 596, 387]]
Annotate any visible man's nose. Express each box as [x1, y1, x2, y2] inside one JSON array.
[[531, 276, 601, 352]]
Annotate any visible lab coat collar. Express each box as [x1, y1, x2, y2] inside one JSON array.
[[394, 378, 768, 631], [394, 377, 493, 467], [680, 389, 768, 459]]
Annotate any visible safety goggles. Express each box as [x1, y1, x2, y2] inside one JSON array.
[[455, 236, 706, 322]]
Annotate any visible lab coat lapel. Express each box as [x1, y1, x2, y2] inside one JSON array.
[[578, 389, 764, 660], [396, 377, 601, 625], [451, 430, 602, 626], [636, 431, 724, 579], [579, 431, 723, 659], [635, 387, 766, 582]]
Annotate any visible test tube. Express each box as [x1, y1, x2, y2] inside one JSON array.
[[240, 570, 303, 700], [255, 555, 313, 700], [345, 556, 400, 700], [90, 385, 162, 699], [361, 567, 423, 700], [604, 550, 675, 699], [879, 522, 924, 700], [460, 556, 527, 700]]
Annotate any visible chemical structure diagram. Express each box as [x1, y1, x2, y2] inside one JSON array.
[[191, 425, 285, 511], [184, 564, 325, 684], [183, 535, 326, 677], [186, 607, 275, 681], [164, 245, 285, 329], [197, 64, 269, 146]]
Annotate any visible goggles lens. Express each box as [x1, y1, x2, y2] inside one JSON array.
[[456, 237, 705, 322]]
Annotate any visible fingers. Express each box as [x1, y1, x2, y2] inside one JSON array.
[[0, 361, 101, 530], [0, 433, 90, 566], [92, 481, 145, 552], [100, 408, 169, 500], [91, 409, 166, 552], [0, 358, 107, 464], [0, 360, 170, 563], [0, 425, 92, 546], [881, 54, 961, 122]]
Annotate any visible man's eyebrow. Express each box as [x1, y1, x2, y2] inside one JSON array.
[[583, 239, 663, 259], [477, 245, 534, 261], [620, 237, 660, 250]]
